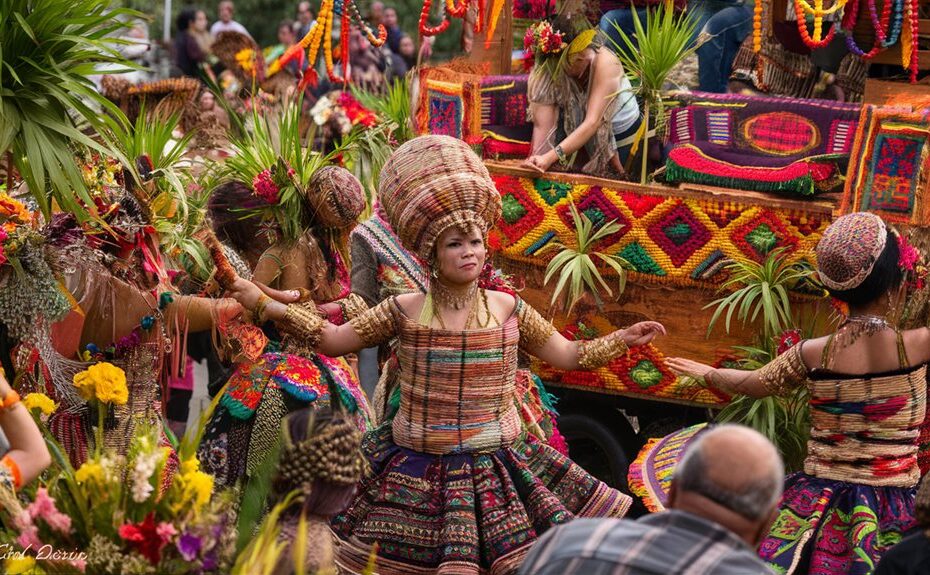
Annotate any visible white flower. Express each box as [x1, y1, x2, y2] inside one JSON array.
[[130, 451, 159, 503], [310, 96, 334, 126]]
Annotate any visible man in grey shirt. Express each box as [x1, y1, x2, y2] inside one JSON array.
[[520, 424, 780, 575]]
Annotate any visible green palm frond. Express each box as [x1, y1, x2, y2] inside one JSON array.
[[706, 248, 813, 338], [1, 0, 138, 219], [543, 200, 629, 315], [352, 80, 415, 144]]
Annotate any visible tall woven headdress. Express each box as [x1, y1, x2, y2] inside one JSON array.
[[379, 135, 502, 263]]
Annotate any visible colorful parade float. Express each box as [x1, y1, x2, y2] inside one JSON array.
[[411, 0, 930, 499]]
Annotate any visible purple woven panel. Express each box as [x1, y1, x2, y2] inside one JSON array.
[[667, 91, 862, 166], [480, 75, 530, 129]]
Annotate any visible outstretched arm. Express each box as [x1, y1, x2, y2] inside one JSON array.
[[667, 344, 810, 398], [533, 321, 666, 370], [666, 358, 771, 398], [0, 374, 51, 488], [225, 278, 374, 357]]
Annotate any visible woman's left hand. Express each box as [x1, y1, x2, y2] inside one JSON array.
[[621, 321, 666, 346], [522, 154, 554, 174]]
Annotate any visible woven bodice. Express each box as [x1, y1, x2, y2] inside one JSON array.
[[390, 301, 521, 454], [805, 364, 927, 487]]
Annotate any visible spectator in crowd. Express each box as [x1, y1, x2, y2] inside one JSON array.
[[369, 1, 385, 27], [210, 0, 251, 38], [398, 34, 417, 71], [174, 8, 208, 78], [520, 424, 780, 575], [383, 6, 403, 53], [265, 19, 299, 72], [349, 27, 387, 94], [191, 9, 214, 59], [875, 475, 930, 574], [295, 1, 315, 39]]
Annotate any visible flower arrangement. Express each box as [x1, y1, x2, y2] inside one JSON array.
[[0, 382, 236, 574], [310, 91, 380, 137], [514, 0, 556, 19], [523, 20, 567, 67]]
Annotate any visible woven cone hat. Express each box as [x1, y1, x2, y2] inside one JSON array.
[[379, 135, 501, 262]]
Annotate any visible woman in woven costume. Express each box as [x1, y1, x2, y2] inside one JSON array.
[[669, 212, 930, 575], [523, 16, 640, 177], [351, 198, 570, 454], [199, 166, 372, 489], [226, 135, 665, 574]]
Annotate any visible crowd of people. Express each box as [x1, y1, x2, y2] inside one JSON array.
[[171, 0, 420, 94]]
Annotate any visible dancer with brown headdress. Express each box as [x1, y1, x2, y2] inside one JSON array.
[[226, 135, 665, 574], [670, 212, 930, 574]]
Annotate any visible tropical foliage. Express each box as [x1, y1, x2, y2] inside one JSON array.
[[606, 1, 699, 183], [543, 200, 630, 315], [0, 0, 136, 218], [705, 250, 818, 471]]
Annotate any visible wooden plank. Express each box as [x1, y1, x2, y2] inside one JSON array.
[[864, 78, 930, 105], [485, 160, 838, 214], [468, 1, 513, 75]]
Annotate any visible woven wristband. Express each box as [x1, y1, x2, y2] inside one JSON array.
[[577, 334, 629, 370]]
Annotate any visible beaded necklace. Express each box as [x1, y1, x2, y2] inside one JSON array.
[[794, 0, 847, 49], [842, 0, 898, 58]]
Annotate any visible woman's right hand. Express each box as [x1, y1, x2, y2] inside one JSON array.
[[666, 357, 716, 381], [226, 278, 264, 310]]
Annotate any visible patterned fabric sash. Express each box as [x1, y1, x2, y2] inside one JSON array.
[[805, 365, 927, 487], [391, 301, 522, 454], [353, 215, 427, 301]]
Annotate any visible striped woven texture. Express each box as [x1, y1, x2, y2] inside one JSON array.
[[380, 135, 502, 262], [307, 166, 365, 228], [391, 299, 522, 454]]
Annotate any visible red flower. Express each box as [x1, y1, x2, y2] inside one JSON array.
[[118, 512, 174, 565], [252, 169, 280, 204], [777, 328, 802, 356]]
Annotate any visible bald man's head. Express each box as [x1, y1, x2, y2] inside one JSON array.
[[671, 424, 783, 541]]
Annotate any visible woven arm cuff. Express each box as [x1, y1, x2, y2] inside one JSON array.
[[349, 299, 397, 348], [517, 301, 556, 351], [278, 302, 324, 349], [339, 293, 369, 322], [577, 333, 628, 370], [757, 344, 809, 396]]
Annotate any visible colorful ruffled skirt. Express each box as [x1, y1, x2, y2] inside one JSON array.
[[198, 352, 371, 487], [331, 424, 631, 575], [758, 472, 916, 575]]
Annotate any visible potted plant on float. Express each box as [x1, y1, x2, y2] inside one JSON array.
[[0, 0, 137, 217], [606, 0, 699, 184], [542, 199, 630, 315], [703, 249, 823, 471]]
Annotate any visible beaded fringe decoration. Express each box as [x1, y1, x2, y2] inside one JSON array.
[[628, 423, 707, 513]]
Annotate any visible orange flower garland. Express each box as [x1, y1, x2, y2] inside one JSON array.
[[793, 0, 846, 49], [753, 0, 763, 52]]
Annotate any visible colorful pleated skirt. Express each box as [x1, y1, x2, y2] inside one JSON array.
[[331, 424, 631, 575], [759, 472, 916, 575]]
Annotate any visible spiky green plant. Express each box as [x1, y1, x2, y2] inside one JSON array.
[[224, 97, 338, 242], [705, 249, 817, 471], [543, 200, 630, 315], [352, 80, 415, 144], [607, 1, 699, 183], [0, 0, 138, 218], [706, 249, 813, 338]]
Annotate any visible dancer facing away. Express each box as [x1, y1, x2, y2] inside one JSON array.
[[226, 135, 666, 574], [670, 212, 930, 575]]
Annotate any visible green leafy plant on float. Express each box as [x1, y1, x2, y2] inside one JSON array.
[[704, 249, 821, 471], [352, 80, 416, 145], [0, 0, 138, 219], [224, 97, 341, 244], [542, 199, 630, 316], [607, 0, 699, 183]]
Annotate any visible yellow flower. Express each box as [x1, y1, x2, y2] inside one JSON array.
[[74, 461, 105, 485], [171, 458, 213, 513], [22, 393, 57, 416], [5, 555, 39, 574], [72, 362, 128, 405], [235, 48, 256, 75]]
